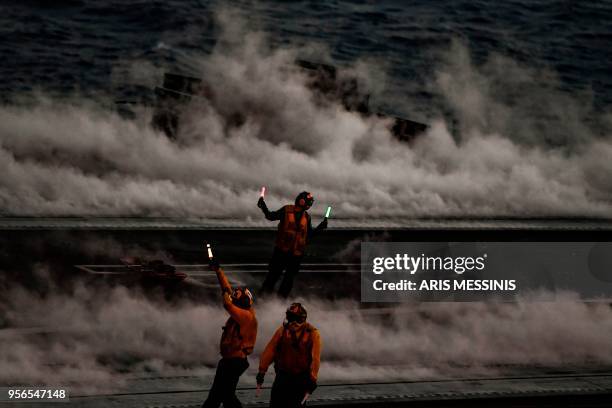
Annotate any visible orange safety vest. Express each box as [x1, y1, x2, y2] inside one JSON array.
[[220, 310, 257, 359], [217, 268, 257, 359], [259, 322, 321, 381], [275, 205, 309, 256]]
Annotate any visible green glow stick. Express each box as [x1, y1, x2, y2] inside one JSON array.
[[325, 206, 332, 218]]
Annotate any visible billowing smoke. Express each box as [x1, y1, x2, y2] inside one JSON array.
[[0, 13, 611, 222], [3, 276, 612, 393]]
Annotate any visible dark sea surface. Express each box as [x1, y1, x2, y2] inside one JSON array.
[[2, 0, 611, 111], [1, 1, 612, 221]]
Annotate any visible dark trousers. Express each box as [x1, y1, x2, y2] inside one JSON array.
[[202, 357, 249, 408], [261, 247, 303, 298], [270, 371, 309, 408]]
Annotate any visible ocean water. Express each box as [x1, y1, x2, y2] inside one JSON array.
[[2, 1, 611, 108], [0, 1, 611, 221]]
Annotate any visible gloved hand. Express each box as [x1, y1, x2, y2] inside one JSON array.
[[319, 217, 328, 229], [304, 377, 317, 393], [257, 197, 266, 209], [256, 372, 265, 386], [209, 257, 220, 271]]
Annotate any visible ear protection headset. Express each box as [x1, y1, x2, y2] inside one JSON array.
[[231, 287, 254, 309], [286, 302, 307, 324], [296, 192, 314, 208]]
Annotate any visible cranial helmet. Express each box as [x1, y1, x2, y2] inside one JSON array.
[[286, 302, 307, 324], [231, 287, 254, 309], [295, 192, 314, 209]]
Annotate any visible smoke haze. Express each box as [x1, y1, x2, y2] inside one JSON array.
[[3, 276, 612, 393], [0, 11, 611, 222]]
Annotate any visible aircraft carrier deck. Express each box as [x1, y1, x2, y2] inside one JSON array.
[[2, 218, 612, 407], [63, 365, 612, 407]]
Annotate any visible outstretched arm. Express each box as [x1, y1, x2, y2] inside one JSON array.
[[211, 264, 251, 325], [315, 217, 328, 231], [214, 264, 232, 295], [307, 214, 328, 238], [258, 198, 284, 221]]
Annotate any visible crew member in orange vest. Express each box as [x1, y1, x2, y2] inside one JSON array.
[[202, 257, 258, 408], [258, 191, 328, 297], [256, 303, 321, 407]]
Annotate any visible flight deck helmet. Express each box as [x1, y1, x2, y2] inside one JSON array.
[[286, 302, 307, 324], [231, 287, 254, 309], [295, 192, 314, 210]]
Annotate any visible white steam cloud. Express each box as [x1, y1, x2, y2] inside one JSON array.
[[3, 279, 612, 393], [0, 13, 611, 222]]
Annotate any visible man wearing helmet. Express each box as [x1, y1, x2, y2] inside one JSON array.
[[202, 257, 258, 408], [256, 303, 321, 407], [258, 191, 328, 297]]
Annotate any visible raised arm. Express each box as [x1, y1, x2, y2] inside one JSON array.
[[307, 213, 327, 238], [212, 265, 252, 325], [215, 265, 232, 295], [258, 198, 284, 221]]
